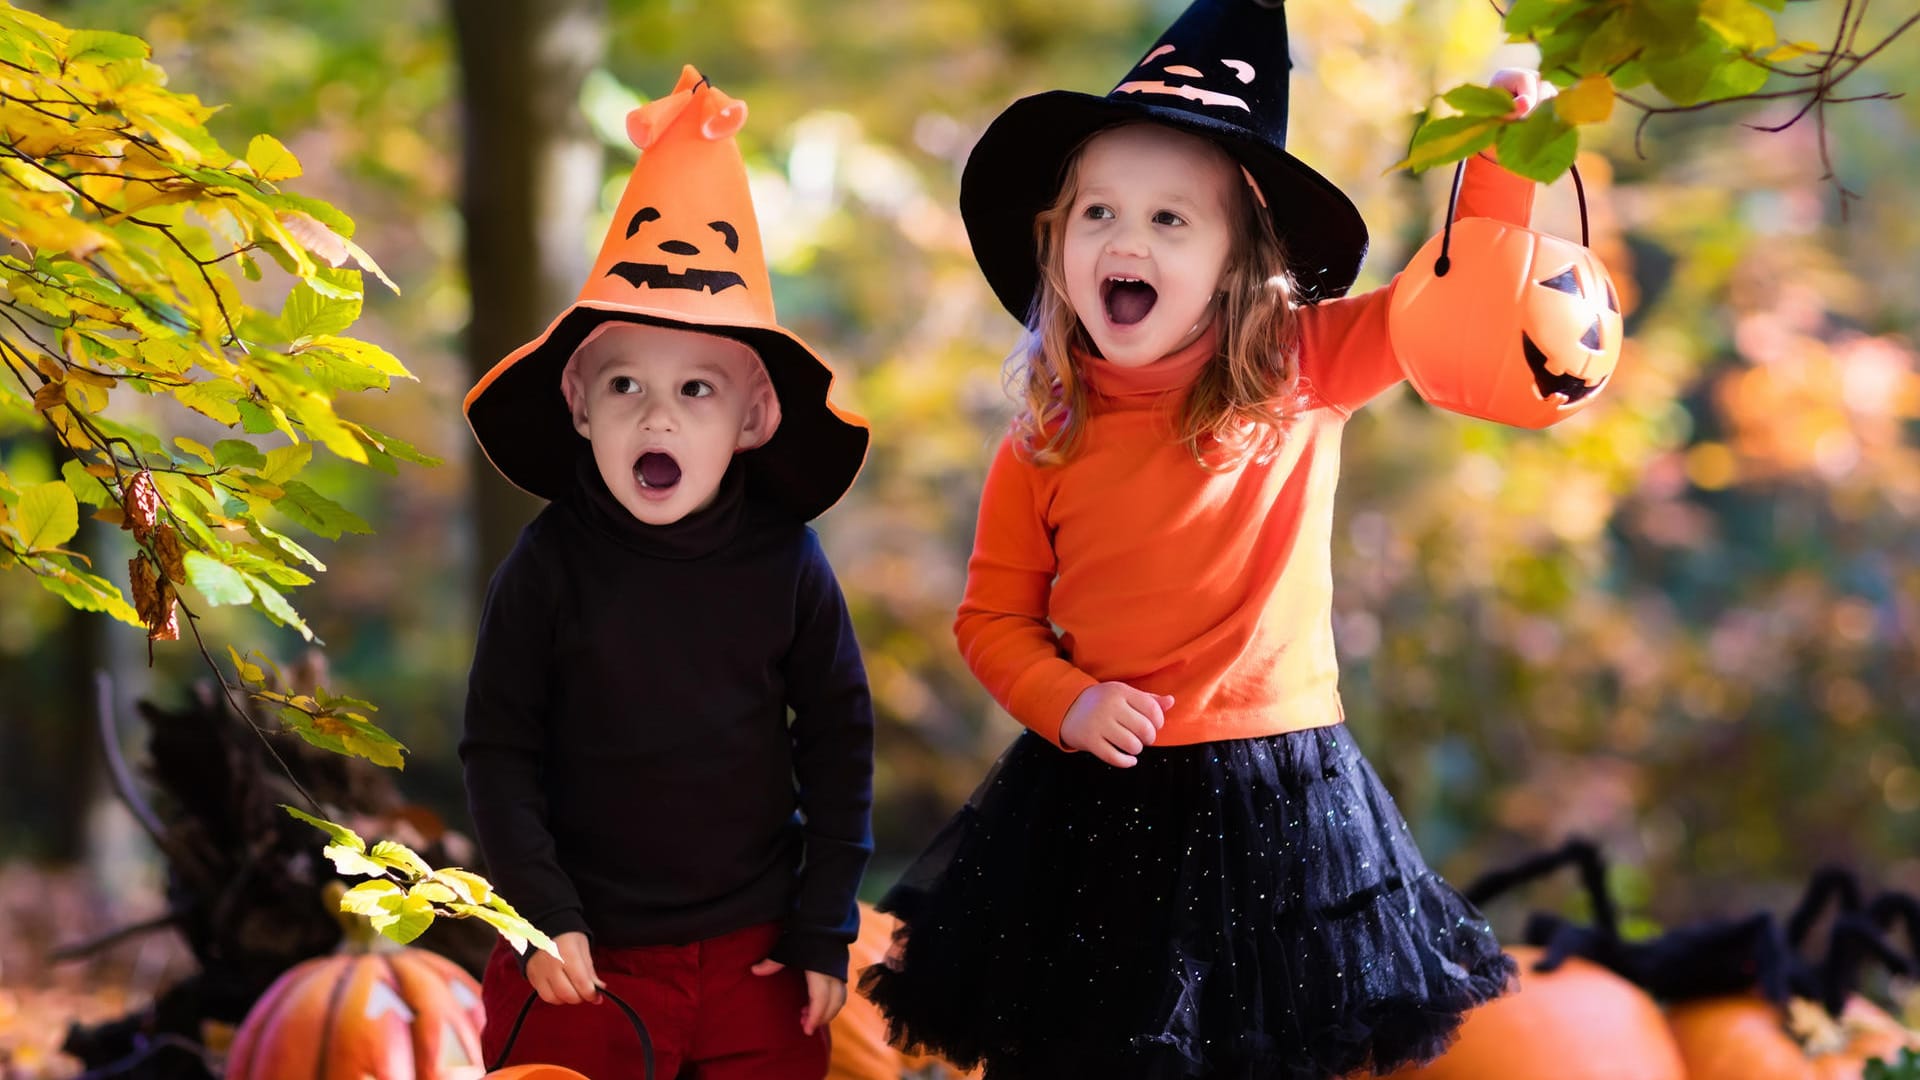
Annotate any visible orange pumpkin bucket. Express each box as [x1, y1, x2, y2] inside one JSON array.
[[485, 986, 655, 1080], [1388, 161, 1623, 429]]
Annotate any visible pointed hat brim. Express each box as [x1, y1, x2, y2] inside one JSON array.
[[464, 301, 869, 522]]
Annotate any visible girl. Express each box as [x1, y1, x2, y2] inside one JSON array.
[[862, 2, 1556, 1077]]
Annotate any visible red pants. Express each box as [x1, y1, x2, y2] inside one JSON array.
[[480, 921, 830, 1080]]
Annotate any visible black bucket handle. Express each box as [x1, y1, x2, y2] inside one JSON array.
[[1433, 156, 1590, 278], [489, 986, 656, 1080]]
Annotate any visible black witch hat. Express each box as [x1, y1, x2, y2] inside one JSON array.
[[960, 0, 1370, 321]]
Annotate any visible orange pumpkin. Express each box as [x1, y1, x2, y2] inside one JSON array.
[[1668, 993, 1918, 1080], [1388, 166, 1623, 430], [830, 901, 980, 1080], [1380, 944, 1687, 1080], [482, 1066, 588, 1080], [227, 886, 486, 1080]]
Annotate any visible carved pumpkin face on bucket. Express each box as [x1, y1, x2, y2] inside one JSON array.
[[1389, 216, 1624, 429]]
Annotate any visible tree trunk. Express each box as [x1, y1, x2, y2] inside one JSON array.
[[449, 0, 607, 599]]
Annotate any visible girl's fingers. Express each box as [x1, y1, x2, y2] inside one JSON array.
[[1100, 740, 1139, 768]]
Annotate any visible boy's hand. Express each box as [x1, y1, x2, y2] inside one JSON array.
[[527, 931, 603, 1005], [1491, 67, 1556, 119], [749, 958, 848, 1035], [1061, 682, 1173, 768]]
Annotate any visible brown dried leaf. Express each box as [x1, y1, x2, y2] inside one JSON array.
[[154, 525, 186, 584], [123, 470, 159, 545], [32, 379, 67, 412]]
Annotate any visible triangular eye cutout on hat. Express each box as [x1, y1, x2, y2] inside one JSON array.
[[959, 0, 1370, 319], [464, 65, 869, 521]]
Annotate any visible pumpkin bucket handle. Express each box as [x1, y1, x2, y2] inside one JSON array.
[[489, 986, 656, 1079], [1433, 158, 1590, 278]]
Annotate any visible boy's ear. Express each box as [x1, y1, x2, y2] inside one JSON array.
[[560, 357, 592, 438], [736, 367, 781, 451]]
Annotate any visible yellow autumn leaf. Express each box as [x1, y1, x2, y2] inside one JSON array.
[[1555, 74, 1615, 125], [245, 134, 303, 182]]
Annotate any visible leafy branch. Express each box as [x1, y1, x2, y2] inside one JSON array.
[[1402, 0, 1914, 202], [0, 2, 529, 954]]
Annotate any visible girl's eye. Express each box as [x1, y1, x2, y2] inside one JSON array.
[[609, 375, 640, 394], [1153, 210, 1185, 227], [1082, 204, 1114, 221], [681, 380, 715, 398]]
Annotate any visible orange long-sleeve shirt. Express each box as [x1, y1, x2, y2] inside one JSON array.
[[956, 154, 1536, 748]]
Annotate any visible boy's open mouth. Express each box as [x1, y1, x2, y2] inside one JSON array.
[[635, 451, 681, 491], [1102, 276, 1158, 326]]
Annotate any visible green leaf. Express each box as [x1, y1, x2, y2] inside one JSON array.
[[67, 29, 150, 62], [278, 280, 362, 342], [322, 842, 388, 878], [1697, 56, 1771, 102], [371, 840, 434, 878], [243, 572, 313, 640], [1503, 0, 1577, 39], [17, 481, 78, 550], [371, 887, 436, 945], [244, 134, 303, 182], [60, 460, 115, 508], [1493, 108, 1580, 183], [284, 805, 367, 852], [31, 556, 142, 626], [341, 879, 405, 917], [447, 901, 559, 958], [276, 479, 371, 538], [1442, 85, 1516, 119], [214, 439, 267, 469], [1392, 114, 1503, 174], [261, 441, 314, 483], [183, 550, 253, 605]]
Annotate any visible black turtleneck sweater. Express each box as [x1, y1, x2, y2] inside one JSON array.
[[460, 455, 874, 980]]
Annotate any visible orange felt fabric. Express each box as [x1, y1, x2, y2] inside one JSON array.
[[955, 154, 1536, 748]]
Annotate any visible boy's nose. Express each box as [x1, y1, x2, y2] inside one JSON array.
[[636, 398, 676, 430]]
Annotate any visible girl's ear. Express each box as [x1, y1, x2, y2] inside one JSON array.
[[736, 367, 782, 451]]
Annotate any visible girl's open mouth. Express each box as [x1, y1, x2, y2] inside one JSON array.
[[635, 451, 681, 492], [1102, 276, 1158, 326]]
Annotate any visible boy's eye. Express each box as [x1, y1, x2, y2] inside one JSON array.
[[1082, 204, 1114, 221], [609, 375, 640, 394], [1153, 210, 1185, 227], [681, 380, 715, 398]]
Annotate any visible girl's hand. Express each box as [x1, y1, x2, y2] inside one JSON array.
[[1491, 67, 1557, 119], [1061, 682, 1174, 767], [749, 958, 848, 1035], [527, 930, 604, 1005]]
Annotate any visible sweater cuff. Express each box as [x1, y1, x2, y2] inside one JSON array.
[[1010, 667, 1099, 750], [768, 929, 851, 981]]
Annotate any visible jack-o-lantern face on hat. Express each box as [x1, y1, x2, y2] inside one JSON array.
[[1115, 44, 1258, 112], [606, 204, 748, 295], [1389, 216, 1624, 430]]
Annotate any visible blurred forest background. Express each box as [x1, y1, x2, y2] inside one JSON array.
[[1, 0, 1917, 1031]]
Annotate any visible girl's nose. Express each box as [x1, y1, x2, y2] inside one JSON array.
[[1105, 222, 1149, 258]]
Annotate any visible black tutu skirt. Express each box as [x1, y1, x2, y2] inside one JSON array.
[[860, 725, 1516, 1079]]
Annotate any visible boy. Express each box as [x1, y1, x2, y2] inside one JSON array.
[[460, 67, 873, 1079]]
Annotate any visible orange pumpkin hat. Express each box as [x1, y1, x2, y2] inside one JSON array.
[[464, 65, 869, 521]]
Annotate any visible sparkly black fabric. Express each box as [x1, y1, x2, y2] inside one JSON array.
[[860, 725, 1516, 1079]]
